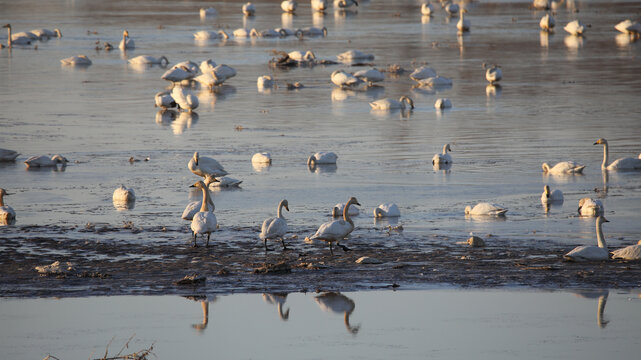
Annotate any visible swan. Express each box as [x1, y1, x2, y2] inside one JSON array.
[[24, 154, 68, 168], [288, 50, 316, 62], [161, 65, 197, 84], [195, 64, 237, 89], [434, 98, 452, 109], [331, 70, 364, 88], [332, 202, 359, 217], [257, 75, 275, 89], [200, 7, 217, 17], [615, 20, 641, 35], [542, 161, 585, 174], [369, 96, 414, 111], [128, 55, 169, 66], [209, 176, 243, 188], [119, 30, 134, 50], [260, 199, 290, 251], [233, 28, 258, 37], [416, 76, 453, 87], [171, 86, 199, 112], [532, 0, 550, 10], [275, 27, 298, 36], [281, 0, 297, 13], [3, 24, 31, 47], [337, 50, 374, 61], [31, 28, 62, 39], [188, 151, 228, 178], [594, 138, 641, 171], [540, 13, 555, 32], [443, 1, 459, 16], [457, 9, 470, 33], [199, 59, 217, 73], [155, 91, 176, 110], [252, 152, 272, 164], [564, 216, 609, 261], [309, 196, 360, 255], [432, 144, 452, 164], [373, 203, 400, 218], [334, 0, 358, 9], [257, 28, 286, 37], [421, 2, 434, 16], [263, 293, 290, 320], [173, 60, 199, 74], [611, 239, 641, 261], [465, 202, 508, 216], [60, 55, 92, 66], [113, 185, 135, 203], [314, 292, 360, 334], [182, 175, 217, 220], [541, 185, 563, 204], [242, 2, 256, 16], [312, 0, 329, 12], [0, 188, 16, 226], [190, 180, 218, 247], [0, 148, 20, 162], [308, 151, 338, 165], [299, 26, 328, 37], [578, 197, 604, 217], [353, 68, 384, 85], [193, 30, 229, 40], [409, 66, 437, 81], [484, 64, 502, 84], [564, 20, 586, 36]]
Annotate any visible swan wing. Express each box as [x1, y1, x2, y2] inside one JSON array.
[[260, 217, 288, 240], [182, 201, 202, 220], [611, 245, 641, 260], [311, 219, 353, 241], [607, 157, 641, 170], [564, 246, 609, 261]]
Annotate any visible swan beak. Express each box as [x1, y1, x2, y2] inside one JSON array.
[[603, 218, 610, 222], [189, 184, 197, 188], [355, 201, 361, 206], [593, 141, 598, 145], [285, 204, 290, 212]]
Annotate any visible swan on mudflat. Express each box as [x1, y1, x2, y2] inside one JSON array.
[[190, 180, 218, 247], [309, 196, 360, 255], [260, 199, 290, 251], [564, 216, 609, 261]]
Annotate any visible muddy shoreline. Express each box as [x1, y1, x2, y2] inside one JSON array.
[[1, 225, 640, 298]]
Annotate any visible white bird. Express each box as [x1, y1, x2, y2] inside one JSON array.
[[257, 28, 285, 37], [199, 59, 217, 74], [195, 64, 237, 89], [332, 202, 359, 217], [182, 176, 217, 220], [113, 185, 135, 203], [209, 176, 243, 188], [312, 0, 329, 12], [432, 144, 452, 164], [188, 151, 228, 178], [457, 9, 470, 33], [578, 198, 604, 217], [260, 199, 290, 251], [409, 66, 437, 81], [310, 196, 360, 255], [337, 50, 374, 61], [119, 30, 135, 50], [0, 148, 20, 162], [281, 0, 297, 13], [541, 161, 585, 174], [288, 50, 316, 62], [334, 0, 359, 9], [369, 96, 414, 111], [564, 216, 609, 261], [200, 7, 217, 17], [540, 13, 555, 32], [331, 70, 364, 88], [13, 30, 38, 40], [155, 91, 176, 109], [611, 239, 641, 261], [257, 75, 275, 89], [275, 27, 298, 36], [465, 202, 508, 216], [161, 65, 197, 84], [353, 68, 384, 85], [594, 138, 641, 171], [307, 151, 338, 165], [3, 24, 31, 47], [128, 55, 169, 66], [541, 185, 563, 204], [171, 86, 199, 112], [373, 203, 400, 218], [24, 154, 68, 168], [60, 55, 92, 66], [242, 2, 256, 16], [0, 188, 16, 226], [314, 292, 360, 334], [298, 26, 328, 37], [193, 30, 229, 40], [564, 20, 586, 36], [30, 28, 62, 39], [252, 152, 272, 164], [421, 2, 434, 16], [443, 1, 459, 16], [484, 64, 502, 84], [615, 19, 641, 35], [434, 98, 452, 109], [190, 180, 218, 247], [532, 0, 550, 10], [416, 76, 453, 87], [233, 28, 258, 37]]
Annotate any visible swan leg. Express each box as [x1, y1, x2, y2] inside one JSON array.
[[192, 232, 199, 247], [264, 239, 273, 252], [281, 238, 288, 251], [329, 242, 334, 256], [206, 233, 210, 247]]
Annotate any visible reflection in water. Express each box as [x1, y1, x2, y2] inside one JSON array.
[[615, 33, 638, 48], [373, 216, 399, 227], [330, 86, 384, 102], [432, 162, 452, 172], [421, 15, 431, 24], [197, 85, 236, 111], [571, 290, 609, 328], [564, 35, 584, 52], [308, 162, 337, 174], [155, 109, 177, 125], [26, 164, 67, 172], [486, 84, 502, 97], [314, 292, 360, 334], [281, 13, 294, 29], [262, 293, 290, 321], [252, 162, 271, 172], [113, 199, 135, 211], [464, 213, 507, 222], [171, 112, 199, 135], [599, 170, 609, 195], [540, 31, 550, 48]]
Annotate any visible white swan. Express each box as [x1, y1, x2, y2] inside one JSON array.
[[0, 188, 16, 226], [171, 86, 199, 112], [540, 13, 555, 32], [233, 28, 258, 37], [416, 76, 453, 87], [541, 185, 563, 204], [3, 24, 31, 47], [257, 28, 285, 37], [288, 50, 316, 62], [31, 28, 62, 39], [373, 203, 400, 218], [334, 0, 359, 9], [154, 91, 176, 109], [331, 70, 364, 88], [60, 55, 92, 66], [242, 2, 256, 16], [337, 50, 374, 61], [532, 0, 550, 10], [161, 65, 197, 84], [200, 7, 217, 17], [611, 239, 641, 261], [193, 30, 229, 40], [457, 9, 470, 33], [113, 185, 135, 203], [615, 19, 641, 35], [332, 202, 359, 217], [0, 148, 20, 162], [252, 152, 272, 164], [12, 30, 37, 40], [409, 66, 437, 81], [443, 1, 459, 16], [594, 138, 641, 171], [119, 30, 135, 50], [421, 2, 434, 16], [434, 98, 452, 109], [310, 196, 360, 255], [308, 152, 337, 165], [312, 0, 329, 12], [370, 96, 414, 111], [281, 0, 297, 13], [465, 202, 508, 216], [188, 151, 228, 178], [542, 161, 585, 174], [257, 75, 275, 89], [24, 154, 68, 168], [564, 216, 609, 261], [484, 64, 502, 84], [209, 176, 243, 188], [128, 55, 169, 66], [578, 197, 604, 217], [299, 26, 328, 37], [564, 20, 586, 36], [190, 180, 217, 247], [432, 144, 452, 164], [199, 59, 217, 74], [195, 64, 237, 89], [353, 68, 384, 85], [260, 199, 290, 251], [182, 176, 217, 220]]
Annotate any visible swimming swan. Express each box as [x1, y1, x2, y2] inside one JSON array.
[[188, 151, 228, 178], [3, 24, 32, 47], [416, 76, 453, 87], [128, 55, 169, 66], [257, 75, 275, 89], [578, 197, 604, 217], [31, 28, 62, 39], [60, 55, 92, 66], [353, 68, 384, 85], [421, 2, 434, 16], [331, 70, 364, 88], [541, 161, 585, 174], [611, 239, 641, 261], [24, 154, 68, 168], [310, 196, 360, 255], [252, 152, 273, 164], [369, 96, 414, 111], [155, 91, 176, 109], [457, 9, 470, 33], [281, 0, 297, 13], [409, 66, 437, 81], [182, 175, 217, 220], [312, 0, 329, 12], [564, 20, 586, 36], [308, 152, 338, 166], [190, 180, 218, 247], [113, 185, 135, 203], [541, 185, 563, 204], [484, 63, 502, 84], [434, 98, 452, 109], [540, 13, 555, 32], [564, 216, 609, 261], [193, 30, 229, 40], [432, 144, 452, 164], [332, 202, 359, 217], [373, 203, 400, 218], [119, 30, 135, 50], [615, 20, 641, 35], [465, 202, 508, 216], [260, 199, 290, 251], [337, 50, 374, 61], [594, 138, 641, 171], [242, 2, 256, 16], [0, 148, 20, 162], [443, 1, 459, 16], [0, 188, 16, 226]]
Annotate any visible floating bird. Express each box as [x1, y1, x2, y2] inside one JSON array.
[[190, 180, 217, 247], [484, 64, 502, 84], [288, 50, 316, 62], [193, 30, 229, 40], [541, 161, 585, 174], [594, 138, 641, 171], [310, 196, 360, 255], [465, 202, 508, 216], [195, 64, 237, 89], [154, 91, 176, 110], [353, 68, 384, 85], [200, 7, 217, 17], [252, 152, 272, 164], [312, 0, 329, 12], [0, 148, 20, 162], [331, 70, 364, 88], [161, 65, 197, 85], [233, 28, 258, 37], [332, 202, 359, 217], [60, 55, 92, 66], [615, 19, 641, 36], [307, 151, 338, 166], [260, 199, 290, 251], [182, 176, 217, 220], [578, 197, 604, 217], [416, 76, 453, 87], [209, 176, 243, 188], [112, 185, 136, 203], [119, 30, 135, 50], [532, 0, 550, 10], [171, 86, 199, 112], [0, 188, 16, 226], [257, 75, 275, 89], [199, 59, 217, 74], [30, 28, 62, 39], [540, 13, 555, 32], [564, 20, 586, 36], [128, 55, 169, 66], [421, 2, 434, 16], [443, 1, 459, 16], [24, 154, 68, 168], [188, 151, 228, 178], [434, 98, 452, 109], [334, 0, 359, 9], [409, 66, 437, 81], [432, 144, 452, 164], [541, 185, 563, 204], [3, 24, 32, 47], [564, 216, 609, 261], [373, 203, 400, 218], [337, 50, 374, 61], [457, 9, 470, 33], [281, 0, 297, 13], [611, 239, 641, 261], [298, 26, 328, 37], [242, 2, 256, 16], [369, 96, 414, 111]]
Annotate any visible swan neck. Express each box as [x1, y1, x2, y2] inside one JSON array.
[[0, 193, 4, 207], [442, 144, 448, 154], [597, 295, 607, 328], [200, 187, 211, 212], [601, 142, 609, 170], [343, 201, 354, 225], [7, 26, 11, 47], [277, 201, 285, 218], [596, 220, 607, 249]]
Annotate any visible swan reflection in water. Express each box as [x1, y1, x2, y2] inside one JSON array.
[[197, 85, 236, 111], [571, 290, 609, 328], [155, 109, 177, 126], [308, 162, 337, 174], [331, 86, 384, 103], [432, 161, 452, 174], [262, 293, 290, 321], [171, 112, 199, 135], [486, 84, 502, 97], [113, 198, 135, 211], [314, 292, 360, 334], [185, 296, 217, 332]]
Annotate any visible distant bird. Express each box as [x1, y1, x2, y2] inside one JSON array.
[[532, 0, 550, 10], [421, 2, 434, 16], [564, 216, 609, 261], [594, 138, 641, 171], [281, 0, 297, 13], [432, 144, 452, 165], [457, 9, 470, 33], [434, 98, 452, 109], [252, 152, 273, 164], [578, 198, 604, 217], [611, 239, 641, 261], [331, 70, 364, 88], [188, 151, 228, 178], [288, 50, 316, 62], [312, 0, 329, 13], [171, 86, 199, 112], [190, 180, 217, 247], [113, 185, 135, 203], [193, 30, 229, 40], [24, 154, 68, 168], [3, 24, 32, 47], [465, 202, 508, 216], [128, 55, 169, 66], [540, 13, 555, 32], [200, 7, 217, 17], [260, 199, 290, 251], [337, 50, 374, 61], [415, 76, 453, 87], [541, 161, 585, 175], [369, 96, 414, 111], [310, 196, 360, 255], [60, 55, 92, 66], [564, 20, 586, 36], [334, 0, 359, 9], [154, 91, 176, 110], [298, 26, 328, 37], [409, 66, 437, 81], [373, 203, 400, 218], [307, 152, 338, 166], [31, 28, 62, 39], [332, 202, 359, 217], [353, 68, 384, 85], [257, 75, 275, 89], [484, 64, 502, 84], [443, 1, 459, 16], [119, 30, 135, 50], [242, 2, 256, 16], [0, 148, 20, 162], [0, 188, 16, 226], [541, 185, 563, 204], [615, 19, 641, 36]]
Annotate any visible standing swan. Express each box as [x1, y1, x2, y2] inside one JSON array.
[[190, 180, 217, 247], [432, 144, 452, 165], [310, 196, 360, 255], [0, 188, 16, 226], [594, 138, 641, 171], [119, 30, 135, 51], [564, 216, 609, 261], [260, 199, 290, 251], [171, 86, 199, 113], [182, 175, 217, 220]]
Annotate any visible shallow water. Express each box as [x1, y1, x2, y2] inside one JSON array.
[[1, 0, 641, 257]]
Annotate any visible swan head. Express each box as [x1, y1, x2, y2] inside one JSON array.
[[444, 143, 452, 153], [0, 188, 10, 197], [400, 96, 415, 109], [159, 56, 169, 65], [2, 24, 11, 30], [593, 138, 607, 146], [190, 180, 207, 190], [51, 154, 68, 164], [280, 199, 290, 212], [541, 162, 550, 172], [250, 28, 260, 37], [305, 50, 316, 60], [193, 151, 200, 165], [373, 207, 383, 218], [307, 155, 316, 166], [597, 215, 609, 224], [123, 30, 129, 38], [347, 196, 361, 207], [218, 30, 230, 39], [464, 205, 472, 215]]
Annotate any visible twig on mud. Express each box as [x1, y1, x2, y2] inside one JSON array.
[[91, 334, 155, 360]]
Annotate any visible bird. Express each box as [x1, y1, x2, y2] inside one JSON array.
[[188, 151, 228, 178], [541, 161, 585, 174], [195, 64, 237, 89], [434, 98, 452, 109], [593, 138, 641, 171], [182, 175, 217, 220], [457, 9, 470, 33], [332, 202, 359, 217], [540, 13, 555, 32], [307, 152, 338, 166], [0, 188, 16, 226], [443, 1, 459, 16], [260, 199, 290, 251], [415, 76, 453, 87], [334, 0, 359, 9], [208, 176, 243, 188], [128, 55, 169, 66], [30, 28, 62, 39], [199, 59, 217, 73], [312, 0, 329, 13], [281, 0, 297, 13], [353, 68, 384, 85], [242, 2, 256, 16], [432, 144, 452, 165], [421, 2, 434, 16], [0, 148, 20, 162], [409, 66, 437, 81], [541, 185, 563, 204], [60, 55, 92, 66], [611, 239, 641, 261], [564, 216, 609, 261], [373, 203, 400, 218], [171, 86, 199, 112], [154, 91, 176, 110], [232, 28, 258, 37], [193, 30, 229, 40], [298, 26, 329, 37], [465, 202, 508, 216], [161, 65, 197, 85], [190, 180, 218, 247], [578, 198, 604, 217], [314, 292, 360, 334], [309, 196, 360, 255], [532, 0, 550, 10], [257, 75, 275, 89], [484, 64, 502, 84], [12, 30, 38, 40], [615, 19, 641, 36], [337, 50, 374, 61], [24, 154, 68, 168], [288, 50, 316, 62], [564, 20, 586, 36], [200, 7, 217, 17], [3, 24, 32, 47], [331, 70, 364, 88], [112, 185, 136, 203], [252, 152, 272, 164], [369, 96, 414, 111], [119, 30, 135, 50]]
